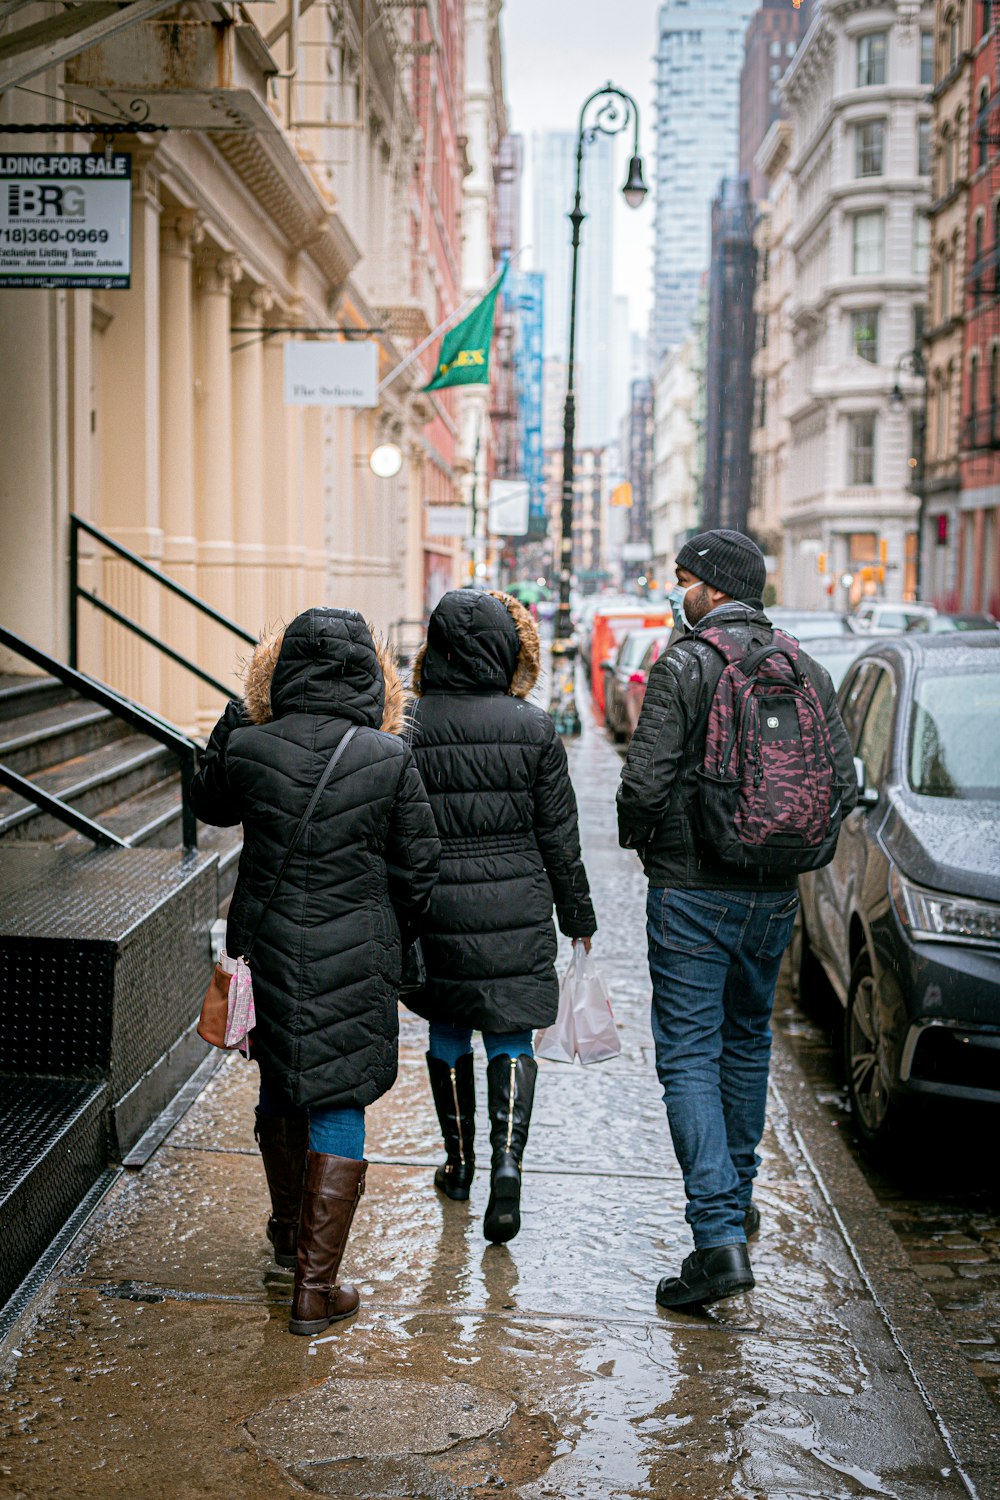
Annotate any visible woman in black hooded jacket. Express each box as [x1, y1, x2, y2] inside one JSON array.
[[406, 590, 596, 1243], [190, 607, 440, 1335]]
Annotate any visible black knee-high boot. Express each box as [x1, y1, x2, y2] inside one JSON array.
[[483, 1054, 537, 1244], [426, 1052, 476, 1200], [254, 1110, 309, 1268]]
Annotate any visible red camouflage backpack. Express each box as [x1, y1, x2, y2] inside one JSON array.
[[682, 626, 844, 875]]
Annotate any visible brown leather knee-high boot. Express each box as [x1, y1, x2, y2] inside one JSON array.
[[254, 1111, 309, 1269], [289, 1151, 367, 1336]]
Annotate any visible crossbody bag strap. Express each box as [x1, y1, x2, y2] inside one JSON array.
[[243, 723, 359, 963]]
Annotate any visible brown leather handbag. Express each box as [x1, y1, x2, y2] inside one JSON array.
[[197, 724, 359, 1050], [197, 960, 235, 1048]]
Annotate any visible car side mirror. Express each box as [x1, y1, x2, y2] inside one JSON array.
[[854, 756, 880, 807]]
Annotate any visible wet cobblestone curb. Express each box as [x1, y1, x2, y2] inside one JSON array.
[[770, 1033, 1000, 1499]]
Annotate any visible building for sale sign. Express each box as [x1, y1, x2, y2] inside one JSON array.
[[0, 153, 132, 289]]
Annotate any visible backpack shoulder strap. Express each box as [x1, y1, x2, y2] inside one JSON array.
[[243, 723, 359, 962], [685, 624, 746, 668]]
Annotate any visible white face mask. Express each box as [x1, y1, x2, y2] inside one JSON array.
[[667, 580, 701, 632]]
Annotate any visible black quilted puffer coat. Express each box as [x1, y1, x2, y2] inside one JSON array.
[[405, 590, 596, 1033], [189, 608, 441, 1110]]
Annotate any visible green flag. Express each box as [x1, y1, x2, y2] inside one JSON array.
[[423, 265, 507, 392]]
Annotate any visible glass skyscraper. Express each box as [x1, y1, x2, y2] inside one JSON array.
[[650, 0, 758, 368]]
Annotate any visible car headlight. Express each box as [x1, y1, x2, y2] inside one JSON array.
[[890, 866, 1000, 947]]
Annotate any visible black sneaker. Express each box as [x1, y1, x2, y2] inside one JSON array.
[[656, 1244, 755, 1311], [743, 1203, 760, 1240]]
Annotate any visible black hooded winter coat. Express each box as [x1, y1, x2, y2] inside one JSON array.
[[405, 590, 596, 1034], [189, 608, 441, 1111]]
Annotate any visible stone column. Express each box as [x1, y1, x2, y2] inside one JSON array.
[[98, 149, 163, 707], [261, 331, 307, 628], [194, 250, 240, 730], [158, 209, 202, 731], [231, 284, 271, 640]]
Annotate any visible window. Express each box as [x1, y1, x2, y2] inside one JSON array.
[[940, 248, 952, 319], [982, 1, 993, 41], [973, 214, 985, 303], [920, 29, 934, 85], [848, 413, 877, 485], [991, 344, 1000, 437], [851, 309, 880, 362], [914, 304, 927, 348], [935, 374, 949, 456], [857, 31, 887, 87], [856, 671, 895, 790], [855, 120, 885, 176], [947, 6, 960, 69], [787, 41, 797, 57], [944, 125, 956, 192], [853, 210, 884, 273], [978, 85, 991, 169], [841, 662, 877, 750], [770, 39, 782, 58], [970, 351, 980, 442], [913, 213, 931, 275], [918, 118, 931, 176]]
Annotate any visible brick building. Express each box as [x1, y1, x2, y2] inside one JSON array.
[[739, 0, 814, 201]]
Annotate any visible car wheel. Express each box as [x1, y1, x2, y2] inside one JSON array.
[[844, 949, 897, 1144]]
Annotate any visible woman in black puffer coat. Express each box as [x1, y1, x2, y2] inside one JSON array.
[[190, 607, 440, 1335], [406, 590, 596, 1243]]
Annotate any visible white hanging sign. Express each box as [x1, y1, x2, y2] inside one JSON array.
[[426, 505, 472, 537], [488, 479, 530, 536], [283, 340, 378, 407], [0, 152, 132, 289]]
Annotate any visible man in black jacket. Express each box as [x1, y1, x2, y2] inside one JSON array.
[[617, 530, 856, 1310]]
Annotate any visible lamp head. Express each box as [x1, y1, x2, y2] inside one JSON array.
[[622, 154, 648, 210], [889, 383, 904, 411], [370, 442, 403, 478]]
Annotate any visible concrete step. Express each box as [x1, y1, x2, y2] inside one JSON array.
[[0, 698, 129, 777], [0, 734, 174, 839], [0, 674, 74, 724]]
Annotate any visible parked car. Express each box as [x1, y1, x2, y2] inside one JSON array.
[[795, 633, 1000, 1142], [622, 631, 670, 740], [850, 600, 937, 634], [590, 607, 671, 717], [768, 607, 855, 640], [799, 633, 893, 692], [602, 627, 669, 741], [907, 611, 998, 634]]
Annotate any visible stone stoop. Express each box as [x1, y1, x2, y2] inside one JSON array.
[[0, 842, 219, 1311]]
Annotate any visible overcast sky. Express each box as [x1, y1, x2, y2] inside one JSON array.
[[501, 0, 659, 337]]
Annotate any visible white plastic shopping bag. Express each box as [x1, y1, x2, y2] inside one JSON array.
[[570, 946, 620, 1064], [536, 944, 620, 1065], [535, 948, 578, 1063]]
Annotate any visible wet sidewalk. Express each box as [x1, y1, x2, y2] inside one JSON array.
[[1, 719, 996, 1499]]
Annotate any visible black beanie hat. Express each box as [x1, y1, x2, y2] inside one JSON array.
[[675, 529, 767, 603]]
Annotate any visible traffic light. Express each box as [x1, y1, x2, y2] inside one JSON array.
[[817, 551, 827, 575], [879, 537, 888, 565]]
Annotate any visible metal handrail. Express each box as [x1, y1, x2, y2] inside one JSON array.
[[0, 762, 127, 849], [0, 623, 200, 848], [69, 515, 256, 685]]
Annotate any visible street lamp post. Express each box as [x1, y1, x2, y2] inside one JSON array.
[[889, 344, 928, 598], [548, 82, 647, 736]]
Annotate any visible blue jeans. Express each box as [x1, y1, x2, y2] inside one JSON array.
[[427, 1022, 534, 1066], [647, 886, 799, 1250], [257, 1073, 365, 1160]]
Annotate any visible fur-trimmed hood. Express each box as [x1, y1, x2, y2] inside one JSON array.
[[243, 607, 405, 734], [411, 589, 540, 699]]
